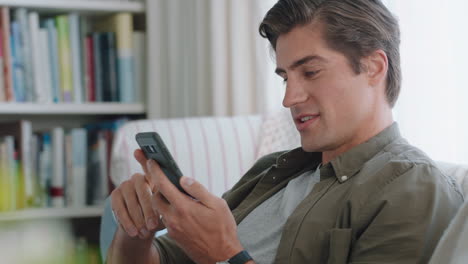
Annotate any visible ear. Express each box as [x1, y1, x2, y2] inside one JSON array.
[[364, 49, 388, 87]]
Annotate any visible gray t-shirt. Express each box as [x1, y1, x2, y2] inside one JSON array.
[[236, 165, 321, 264]]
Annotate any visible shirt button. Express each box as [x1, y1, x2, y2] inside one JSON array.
[[341, 175, 348, 182]]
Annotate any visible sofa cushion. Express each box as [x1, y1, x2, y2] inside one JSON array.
[[255, 108, 300, 159], [110, 115, 263, 197]]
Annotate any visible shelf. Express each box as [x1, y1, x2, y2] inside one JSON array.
[[0, 0, 145, 13], [0, 102, 145, 115], [0, 206, 103, 221]]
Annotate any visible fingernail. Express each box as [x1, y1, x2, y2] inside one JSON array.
[[147, 218, 157, 230], [129, 227, 138, 237], [140, 228, 149, 237], [183, 176, 194, 187]]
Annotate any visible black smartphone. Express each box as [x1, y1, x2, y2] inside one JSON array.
[[135, 132, 189, 196]]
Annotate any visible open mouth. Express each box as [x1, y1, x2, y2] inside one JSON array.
[[299, 116, 317, 123], [295, 114, 320, 131]]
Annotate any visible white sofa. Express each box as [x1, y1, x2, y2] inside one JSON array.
[[103, 110, 468, 263]]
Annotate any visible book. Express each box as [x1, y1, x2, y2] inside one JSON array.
[[38, 29, 53, 103], [10, 21, 26, 102], [91, 33, 103, 102], [99, 32, 118, 102], [1, 7, 14, 101], [69, 13, 83, 103], [133, 31, 146, 103], [51, 127, 65, 207], [30, 134, 41, 207], [3, 136, 17, 210], [65, 133, 72, 206], [87, 130, 104, 205], [39, 133, 52, 207], [0, 136, 23, 211], [85, 35, 96, 102], [29, 11, 46, 103], [80, 17, 90, 102], [14, 8, 34, 102], [0, 120, 34, 207], [56, 15, 73, 102], [0, 20, 5, 102], [94, 13, 134, 102], [0, 137, 14, 211], [0, 139, 8, 211], [67, 128, 87, 207], [44, 18, 61, 103]]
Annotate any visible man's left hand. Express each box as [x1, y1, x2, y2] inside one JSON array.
[[146, 159, 244, 264]]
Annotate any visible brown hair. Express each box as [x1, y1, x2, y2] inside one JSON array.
[[259, 0, 401, 107]]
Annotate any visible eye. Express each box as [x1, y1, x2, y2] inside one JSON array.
[[282, 78, 288, 84], [304, 71, 319, 78]]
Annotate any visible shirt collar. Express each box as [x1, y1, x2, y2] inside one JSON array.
[[274, 122, 402, 183], [330, 122, 402, 183]]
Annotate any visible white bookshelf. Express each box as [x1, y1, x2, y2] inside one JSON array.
[[0, 206, 103, 221], [0, 0, 149, 244], [0, 103, 145, 115], [0, 0, 145, 13]]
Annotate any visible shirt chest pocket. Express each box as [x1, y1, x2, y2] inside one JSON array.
[[327, 228, 353, 264]]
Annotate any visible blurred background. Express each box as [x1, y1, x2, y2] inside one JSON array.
[[0, 0, 467, 263]]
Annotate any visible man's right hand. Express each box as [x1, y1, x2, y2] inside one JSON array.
[[110, 149, 165, 239]]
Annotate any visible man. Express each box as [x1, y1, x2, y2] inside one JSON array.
[[107, 0, 464, 263]]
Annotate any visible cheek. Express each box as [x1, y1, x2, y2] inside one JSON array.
[[317, 79, 368, 122]]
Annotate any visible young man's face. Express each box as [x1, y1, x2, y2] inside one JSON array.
[[275, 23, 380, 154]]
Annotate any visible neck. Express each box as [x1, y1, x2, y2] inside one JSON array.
[[322, 108, 393, 165]]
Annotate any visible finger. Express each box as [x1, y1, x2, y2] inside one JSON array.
[[134, 149, 149, 175], [147, 159, 185, 206], [135, 176, 159, 231], [111, 189, 138, 237], [180, 176, 217, 208], [121, 183, 150, 238], [152, 191, 171, 217]]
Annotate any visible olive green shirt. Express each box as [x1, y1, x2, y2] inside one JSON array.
[[154, 123, 464, 264]]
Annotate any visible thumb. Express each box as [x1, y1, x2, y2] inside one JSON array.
[[180, 176, 216, 207]]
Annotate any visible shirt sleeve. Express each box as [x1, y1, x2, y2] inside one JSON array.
[[153, 234, 195, 264], [349, 163, 464, 264]]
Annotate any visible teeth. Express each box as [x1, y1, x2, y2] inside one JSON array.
[[300, 116, 314, 122]]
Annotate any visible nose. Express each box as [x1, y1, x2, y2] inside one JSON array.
[[282, 79, 308, 108]]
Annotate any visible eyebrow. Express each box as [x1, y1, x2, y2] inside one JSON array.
[[275, 55, 327, 75]]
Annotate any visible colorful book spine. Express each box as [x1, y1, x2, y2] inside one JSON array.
[[1, 7, 14, 101], [0, 20, 5, 102], [44, 18, 61, 103], [69, 13, 83, 103], [113, 13, 134, 103], [4, 136, 16, 210], [51, 127, 65, 207], [38, 29, 53, 103], [71, 128, 87, 207], [56, 15, 73, 102], [15, 8, 34, 102], [92, 33, 103, 102], [29, 11, 46, 103], [0, 138, 10, 211], [39, 133, 52, 207], [20, 120, 34, 207], [100, 32, 118, 102], [133, 31, 146, 103], [85, 36, 96, 102], [80, 18, 89, 102], [10, 21, 26, 102]]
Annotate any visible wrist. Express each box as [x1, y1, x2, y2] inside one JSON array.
[[224, 243, 245, 261], [223, 250, 253, 264]]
